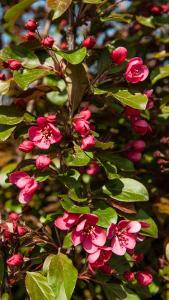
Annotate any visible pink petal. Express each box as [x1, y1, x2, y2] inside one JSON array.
[[18, 179, 38, 204], [34, 137, 51, 150], [92, 227, 107, 247], [9, 171, 31, 189], [124, 234, 136, 249], [28, 126, 42, 142], [76, 219, 87, 232], [111, 236, 126, 256], [88, 249, 101, 264], [83, 238, 98, 253], [71, 230, 83, 246], [49, 124, 62, 143], [84, 214, 98, 225], [107, 223, 116, 239], [127, 221, 141, 233], [54, 217, 70, 230], [140, 65, 149, 81], [126, 57, 143, 69]]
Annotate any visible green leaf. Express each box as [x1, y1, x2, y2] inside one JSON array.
[[47, 0, 72, 20], [47, 253, 78, 300], [65, 145, 93, 167], [0, 163, 17, 188], [0, 80, 11, 95], [4, 0, 35, 31], [63, 232, 73, 248], [65, 64, 89, 115], [83, 0, 103, 3], [95, 140, 114, 150], [98, 152, 134, 171], [136, 16, 155, 28], [0, 125, 16, 141], [61, 197, 90, 213], [101, 13, 132, 23], [57, 48, 87, 65], [43, 255, 55, 275], [0, 106, 24, 125], [151, 65, 169, 85], [102, 161, 120, 180], [25, 272, 55, 300], [47, 91, 68, 106], [93, 207, 117, 228], [0, 46, 40, 69], [103, 284, 140, 300], [14, 69, 52, 90], [1, 294, 9, 300], [102, 178, 149, 202]]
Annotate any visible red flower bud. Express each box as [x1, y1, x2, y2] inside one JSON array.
[[42, 36, 54, 48], [17, 226, 27, 236], [25, 19, 37, 32], [82, 36, 96, 49], [0, 73, 6, 80], [59, 42, 68, 50], [110, 47, 128, 64], [131, 119, 152, 135], [149, 5, 162, 15], [35, 155, 51, 170], [136, 271, 153, 286], [123, 271, 135, 282], [25, 31, 36, 41], [124, 106, 141, 119], [18, 140, 35, 153], [7, 59, 22, 71], [9, 212, 20, 222], [126, 151, 142, 162], [81, 135, 96, 150], [6, 254, 23, 267], [132, 253, 144, 262]]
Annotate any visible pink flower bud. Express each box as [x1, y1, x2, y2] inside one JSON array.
[[35, 155, 51, 170], [132, 253, 144, 262], [123, 271, 135, 282], [9, 213, 20, 222], [0, 73, 6, 80], [25, 31, 36, 41], [42, 36, 54, 48], [124, 106, 141, 118], [161, 4, 169, 13], [110, 47, 128, 64], [17, 226, 27, 236], [136, 271, 153, 286], [82, 36, 96, 49], [81, 135, 96, 150], [128, 140, 146, 152], [25, 19, 38, 31], [7, 59, 22, 71], [18, 140, 35, 153], [6, 254, 23, 267], [126, 151, 142, 162], [86, 161, 100, 175], [132, 119, 152, 135], [149, 5, 162, 15]]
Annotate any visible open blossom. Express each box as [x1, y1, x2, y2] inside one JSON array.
[[86, 160, 100, 175], [71, 214, 107, 253], [136, 271, 153, 286], [107, 220, 142, 256], [35, 155, 51, 170], [88, 246, 112, 272], [28, 115, 62, 150], [125, 57, 149, 83], [54, 211, 80, 231], [131, 119, 152, 135], [81, 135, 96, 150], [110, 47, 128, 64], [73, 108, 91, 137], [6, 254, 23, 267], [9, 171, 38, 204]]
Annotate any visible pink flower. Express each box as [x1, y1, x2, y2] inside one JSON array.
[[6, 254, 23, 266], [72, 214, 107, 253], [136, 271, 153, 286], [17, 226, 27, 236], [73, 118, 90, 137], [82, 36, 96, 49], [81, 135, 96, 150], [9, 212, 20, 222], [42, 36, 54, 48], [35, 155, 51, 170], [79, 108, 91, 120], [132, 119, 152, 135], [88, 246, 112, 272], [86, 161, 100, 175], [125, 57, 149, 83], [110, 47, 128, 64], [9, 171, 39, 204], [18, 140, 35, 153], [123, 271, 135, 282], [124, 106, 141, 119], [54, 211, 80, 231], [28, 115, 62, 149], [107, 220, 141, 256]]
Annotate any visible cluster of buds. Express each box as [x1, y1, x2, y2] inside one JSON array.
[[125, 140, 146, 162], [54, 212, 150, 277], [73, 108, 96, 150], [123, 270, 153, 286], [148, 3, 169, 15], [153, 150, 169, 173]]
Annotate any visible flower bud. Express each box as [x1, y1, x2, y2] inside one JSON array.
[[6, 254, 23, 267], [132, 253, 144, 262], [124, 106, 140, 119], [7, 59, 22, 71], [136, 271, 153, 286], [25, 19, 38, 32], [17, 226, 27, 236], [82, 36, 96, 49], [60, 42, 68, 50], [110, 47, 128, 64], [129, 140, 146, 152], [132, 119, 152, 135], [81, 135, 96, 150], [42, 36, 54, 48], [18, 140, 35, 153], [9, 212, 20, 222], [123, 271, 135, 282], [35, 155, 51, 170], [59, 19, 68, 29], [126, 151, 142, 162], [25, 31, 36, 41], [86, 161, 100, 175]]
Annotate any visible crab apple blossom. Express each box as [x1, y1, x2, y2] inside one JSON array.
[[88, 247, 112, 271], [24, 19, 37, 31], [18, 140, 35, 153], [136, 271, 153, 286], [110, 47, 128, 64], [81, 135, 96, 150], [9, 212, 20, 222], [123, 271, 135, 282], [7, 59, 22, 71], [82, 36, 96, 49], [42, 36, 54, 48], [86, 161, 100, 175], [71, 214, 107, 253], [107, 220, 142, 256], [35, 155, 51, 170], [28, 116, 62, 150], [9, 171, 39, 204], [132, 119, 152, 135], [54, 211, 80, 231], [6, 254, 23, 267], [73, 117, 90, 137], [125, 57, 149, 83]]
